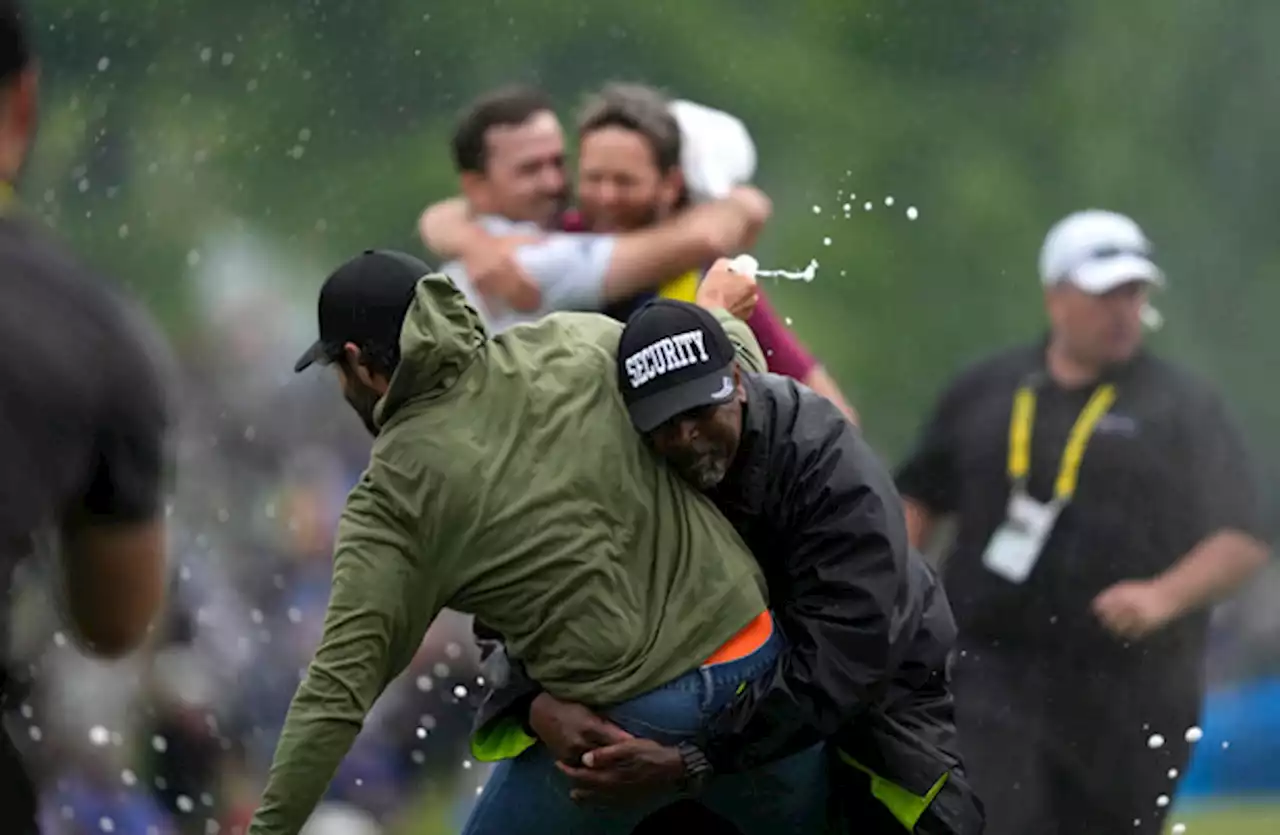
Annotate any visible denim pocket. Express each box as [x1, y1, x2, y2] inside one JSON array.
[[699, 629, 783, 716], [603, 672, 706, 744]]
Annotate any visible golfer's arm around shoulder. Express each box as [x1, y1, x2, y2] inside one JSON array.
[[250, 451, 442, 835]]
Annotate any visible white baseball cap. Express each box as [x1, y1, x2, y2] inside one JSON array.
[[1038, 210, 1165, 294], [669, 99, 757, 204]]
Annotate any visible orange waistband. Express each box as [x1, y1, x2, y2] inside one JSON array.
[[703, 610, 773, 667]]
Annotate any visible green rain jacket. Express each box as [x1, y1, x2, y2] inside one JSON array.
[[248, 274, 769, 835]]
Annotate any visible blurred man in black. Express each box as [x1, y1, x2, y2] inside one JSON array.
[[1, 3, 173, 830], [896, 210, 1270, 835]]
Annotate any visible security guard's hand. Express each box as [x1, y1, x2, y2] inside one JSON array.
[[697, 257, 759, 321], [1092, 579, 1181, 640], [557, 738, 686, 805], [527, 692, 633, 766]]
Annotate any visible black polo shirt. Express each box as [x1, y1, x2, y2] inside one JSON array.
[[0, 208, 171, 675], [895, 341, 1264, 694]]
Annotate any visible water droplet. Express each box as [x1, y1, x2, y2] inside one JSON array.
[[97, 57, 110, 72], [29, 725, 42, 741], [445, 642, 463, 659], [287, 145, 306, 160], [186, 250, 201, 267], [221, 52, 235, 66], [1168, 768, 1179, 779], [421, 714, 437, 730], [1184, 726, 1203, 743], [1146, 733, 1165, 749], [1172, 825, 1186, 834], [822, 237, 832, 246], [19, 703, 32, 718], [250, 609, 264, 625], [906, 206, 919, 221], [433, 662, 451, 678], [1156, 795, 1170, 808], [89, 725, 111, 746], [463, 759, 473, 769], [355, 778, 364, 786], [841, 203, 852, 213], [411, 750, 425, 765], [152, 734, 168, 753], [61, 805, 74, 819], [476, 785, 484, 795], [453, 684, 469, 699], [884, 196, 895, 206], [118, 224, 129, 239], [246, 79, 259, 92], [78, 178, 90, 193], [121, 769, 137, 786], [199, 47, 213, 63], [53, 632, 67, 647], [416, 727, 427, 739], [416, 675, 433, 692], [100, 817, 116, 833], [287, 607, 302, 624], [863, 201, 873, 211], [299, 128, 312, 142], [811, 205, 822, 214], [784, 317, 794, 326], [1133, 818, 1141, 827], [176, 794, 194, 813], [1221, 740, 1230, 749]]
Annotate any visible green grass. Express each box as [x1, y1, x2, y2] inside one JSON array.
[[1165, 801, 1280, 834]]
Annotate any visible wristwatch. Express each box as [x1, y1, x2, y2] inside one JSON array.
[[676, 742, 714, 794]]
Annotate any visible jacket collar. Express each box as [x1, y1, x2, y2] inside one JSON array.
[[711, 373, 771, 516]]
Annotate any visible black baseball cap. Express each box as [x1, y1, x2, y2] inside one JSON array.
[[293, 249, 429, 373], [1, 1, 32, 83], [617, 299, 738, 432]]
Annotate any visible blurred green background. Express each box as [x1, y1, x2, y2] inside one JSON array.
[[28, 0, 1280, 477], [22, 1, 1280, 832]]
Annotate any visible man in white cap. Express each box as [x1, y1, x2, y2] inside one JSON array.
[[894, 210, 1271, 835]]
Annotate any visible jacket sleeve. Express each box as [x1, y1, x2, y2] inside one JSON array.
[[699, 416, 908, 773], [711, 308, 768, 374], [248, 471, 440, 835]]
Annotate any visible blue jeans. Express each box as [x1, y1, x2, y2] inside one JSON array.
[[461, 623, 828, 835]]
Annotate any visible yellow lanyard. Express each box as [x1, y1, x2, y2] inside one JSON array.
[[1007, 382, 1117, 502]]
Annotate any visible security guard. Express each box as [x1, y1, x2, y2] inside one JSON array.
[[896, 209, 1270, 835]]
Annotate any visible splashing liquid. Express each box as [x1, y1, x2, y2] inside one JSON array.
[[755, 259, 820, 282]]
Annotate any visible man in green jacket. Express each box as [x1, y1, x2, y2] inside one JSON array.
[[248, 251, 828, 835]]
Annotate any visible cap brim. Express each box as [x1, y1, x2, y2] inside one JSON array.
[[1070, 255, 1165, 295], [293, 341, 328, 373], [627, 365, 736, 433]]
